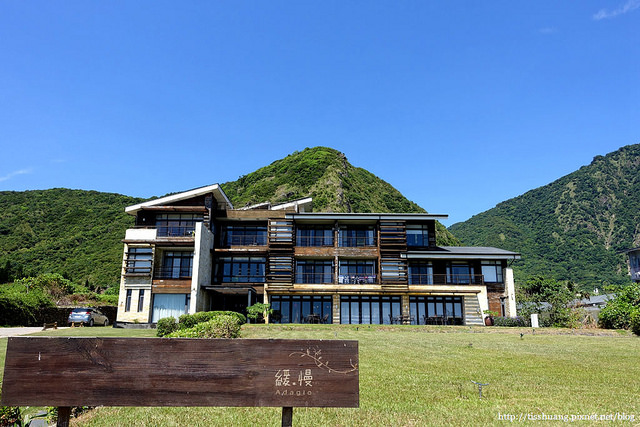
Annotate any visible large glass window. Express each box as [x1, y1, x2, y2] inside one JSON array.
[[339, 226, 376, 247], [406, 224, 430, 247], [156, 214, 203, 237], [221, 224, 267, 246], [215, 257, 266, 283], [340, 296, 401, 324], [151, 293, 190, 322], [295, 260, 333, 284], [125, 247, 152, 274], [296, 225, 333, 247], [481, 261, 503, 283], [270, 295, 332, 324], [155, 251, 193, 279], [339, 260, 376, 284], [408, 262, 433, 285], [409, 296, 464, 325], [446, 263, 476, 284]]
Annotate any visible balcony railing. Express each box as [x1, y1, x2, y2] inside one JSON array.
[[409, 274, 485, 285], [224, 234, 267, 246], [154, 267, 192, 280], [338, 274, 377, 284], [157, 226, 196, 238], [295, 273, 334, 284], [296, 236, 334, 247], [339, 237, 377, 247], [217, 275, 265, 283]]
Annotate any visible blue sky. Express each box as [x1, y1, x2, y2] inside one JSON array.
[[1, 1, 638, 226]]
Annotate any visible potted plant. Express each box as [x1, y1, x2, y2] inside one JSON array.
[[483, 310, 499, 326]]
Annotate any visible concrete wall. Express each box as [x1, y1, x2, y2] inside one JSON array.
[[504, 267, 517, 317], [191, 222, 214, 313]]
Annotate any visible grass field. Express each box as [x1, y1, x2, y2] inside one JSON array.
[[2, 325, 639, 426]]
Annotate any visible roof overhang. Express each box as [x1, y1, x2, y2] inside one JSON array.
[[125, 184, 233, 215], [405, 246, 521, 261], [286, 212, 448, 221]]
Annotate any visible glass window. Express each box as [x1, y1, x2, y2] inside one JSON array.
[[125, 289, 132, 312], [408, 262, 433, 285], [221, 224, 267, 246], [410, 296, 464, 325], [214, 257, 265, 283], [270, 295, 333, 324], [137, 290, 145, 312], [481, 261, 503, 283], [296, 225, 333, 247], [406, 224, 430, 247], [339, 226, 376, 247], [156, 251, 193, 279], [156, 214, 203, 237], [339, 260, 376, 284], [447, 263, 475, 284], [295, 260, 333, 284], [339, 295, 401, 324], [125, 247, 152, 274]]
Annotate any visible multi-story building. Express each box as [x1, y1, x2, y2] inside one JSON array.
[[623, 248, 640, 282], [117, 184, 520, 326]]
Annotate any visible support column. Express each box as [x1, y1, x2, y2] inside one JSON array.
[[332, 294, 341, 324], [504, 267, 517, 317], [401, 295, 410, 324]]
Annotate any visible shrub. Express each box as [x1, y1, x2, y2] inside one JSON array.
[[0, 288, 55, 326], [168, 315, 241, 339], [0, 402, 22, 427], [493, 316, 528, 327], [599, 285, 640, 330], [630, 310, 640, 336], [178, 311, 246, 330], [246, 303, 272, 323], [156, 316, 178, 337]]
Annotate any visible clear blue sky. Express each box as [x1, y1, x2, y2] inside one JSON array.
[[1, 1, 638, 226]]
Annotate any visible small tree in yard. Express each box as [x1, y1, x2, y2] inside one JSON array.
[[598, 283, 640, 330], [517, 276, 584, 328], [246, 303, 272, 323]]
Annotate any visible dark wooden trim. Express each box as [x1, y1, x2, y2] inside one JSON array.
[[1, 337, 359, 408]]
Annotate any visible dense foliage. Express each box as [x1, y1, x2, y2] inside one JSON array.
[[0, 189, 142, 287], [167, 315, 242, 339], [0, 273, 116, 326], [449, 144, 640, 289], [517, 276, 585, 328], [156, 310, 246, 337], [221, 147, 460, 245], [598, 284, 640, 330]]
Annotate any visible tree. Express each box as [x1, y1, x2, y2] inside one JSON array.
[[517, 276, 584, 327]]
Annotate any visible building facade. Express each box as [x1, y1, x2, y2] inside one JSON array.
[[624, 248, 640, 283], [116, 184, 520, 326]]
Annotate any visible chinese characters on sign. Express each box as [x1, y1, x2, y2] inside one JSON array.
[[275, 369, 313, 396]]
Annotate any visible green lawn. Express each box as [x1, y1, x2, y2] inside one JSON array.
[[2, 325, 639, 426]]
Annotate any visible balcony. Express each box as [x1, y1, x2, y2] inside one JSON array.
[[154, 267, 192, 280], [294, 272, 334, 284], [409, 274, 485, 285], [224, 234, 267, 246], [338, 274, 377, 284], [296, 236, 334, 247], [157, 226, 197, 238]]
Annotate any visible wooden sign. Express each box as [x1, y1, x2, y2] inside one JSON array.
[[1, 337, 359, 408]]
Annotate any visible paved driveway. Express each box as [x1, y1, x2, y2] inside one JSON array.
[[0, 327, 50, 338]]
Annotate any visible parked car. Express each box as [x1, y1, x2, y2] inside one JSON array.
[[67, 308, 109, 327]]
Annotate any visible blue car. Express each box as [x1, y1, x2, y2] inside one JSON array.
[[67, 308, 109, 327]]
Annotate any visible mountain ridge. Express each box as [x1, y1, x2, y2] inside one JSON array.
[[449, 143, 640, 288]]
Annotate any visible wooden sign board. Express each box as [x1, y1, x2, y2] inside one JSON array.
[[1, 337, 359, 408]]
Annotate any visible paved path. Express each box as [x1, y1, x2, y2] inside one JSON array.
[[0, 327, 64, 338]]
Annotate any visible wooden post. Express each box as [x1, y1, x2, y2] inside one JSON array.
[[57, 406, 71, 427], [281, 407, 293, 427]]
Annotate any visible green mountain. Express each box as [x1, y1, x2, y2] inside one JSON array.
[[0, 189, 142, 287], [220, 147, 459, 245], [0, 147, 457, 286], [449, 144, 640, 289]]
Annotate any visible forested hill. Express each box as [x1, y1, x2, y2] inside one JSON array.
[[0, 147, 458, 286], [0, 189, 142, 286], [449, 143, 640, 289], [220, 147, 459, 246]]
